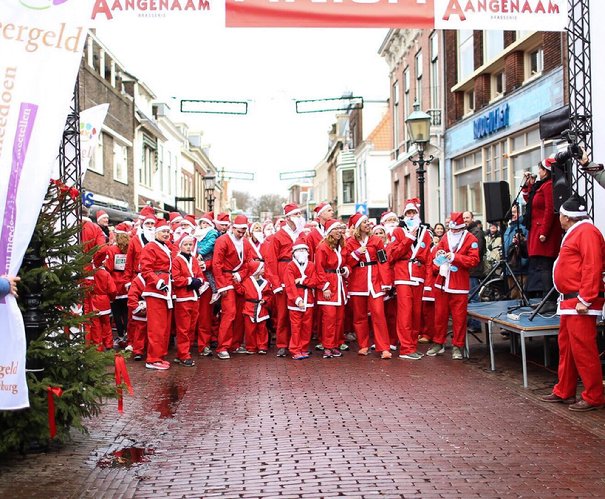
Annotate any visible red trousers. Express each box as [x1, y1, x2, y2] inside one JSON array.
[[321, 304, 345, 350], [217, 289, 244, 353], [146, 297, 172, 363], [174, 300, 198, 360], [396, 284, 423, 354], [384, 297, 398, 346], [350, 295, 390, 352], [90, 315, 112, 351], [421, 300, 435, 340], [553, 314, 605, 406], [127, 315, 147, 355], [289, 308, 314, 356], [313, 305, 323, 343], [244, 316, 269, 352], [196, 290, 213, 350], [273, 291, 291, 349], [434, 291, 468, 347]]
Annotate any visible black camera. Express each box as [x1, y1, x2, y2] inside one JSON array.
[[554, 130, 583, 164]]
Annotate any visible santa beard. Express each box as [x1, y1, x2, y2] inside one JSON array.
[[142, 227, 155, 242]]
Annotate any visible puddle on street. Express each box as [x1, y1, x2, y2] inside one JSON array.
[[96, 446, 155, 468], [153, 382, 187, 418]]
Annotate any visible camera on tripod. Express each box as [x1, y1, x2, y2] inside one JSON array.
[[554, 130, 583, 164]]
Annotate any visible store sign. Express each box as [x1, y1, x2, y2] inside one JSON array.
[[473, 103, 510, 140], [226, 0, 568, 30]]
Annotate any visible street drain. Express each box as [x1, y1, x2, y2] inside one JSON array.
[[97, 446, 155, 468]]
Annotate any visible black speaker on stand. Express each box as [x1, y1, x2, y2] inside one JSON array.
[[483, 181, 511, 223]]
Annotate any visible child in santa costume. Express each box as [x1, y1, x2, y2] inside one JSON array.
[[172, 233, 207, 366], [127, 273, 148, 361], [140, 219, 174, 370], [89, 248, 117, 351], [235, 259, 272, 354], [105, 223, 130, 346], [285, 235, 319, 360], [419, 237, 438, 344]]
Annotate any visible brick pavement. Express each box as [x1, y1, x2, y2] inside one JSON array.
[[1, 336, 604, 498]]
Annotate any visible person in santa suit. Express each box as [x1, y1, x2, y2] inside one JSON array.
[[195, 212, 219, 356], [265, 203, 307, 357], [428, 212, 480, 360], [315, 219, 350, 359], [214, 212, 231, 235], [248, 221, 271, 263], [419, 230, 438, 344], [89, 248, 117, 351], [105, 223, 131, 346], [127, 273, 148, 361], [345, 213, 393, 359], [540, 194, 605, 411], [284, 235, 319, 360], [140, 219, 173, 370], [172, 233, 207, 367], [372, 223, 398, 349], [173, 214, 197, 248], [262, 219, 275, 239], [235, 259, 272, 354], [387, 199, 433, 360], [95, 210, 111, 244], [124, 206, 156, 285], [213, 214, 253, 359], [169, 211, 183, 234]]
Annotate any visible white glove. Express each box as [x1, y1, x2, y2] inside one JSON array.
[[439, 263, 450, 278], [232, 272, 242, 283]]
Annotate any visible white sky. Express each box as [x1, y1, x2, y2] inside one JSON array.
[[96, 14, 389, 197]]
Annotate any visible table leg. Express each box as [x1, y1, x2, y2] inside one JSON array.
[[521, 331, 528, 388], [489, 321, 495, 371]]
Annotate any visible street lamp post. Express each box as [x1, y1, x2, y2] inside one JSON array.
[[405, 102, 433, 221], [203, 174, 216, 212]]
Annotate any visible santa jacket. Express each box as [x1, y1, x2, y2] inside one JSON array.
[[306, 225, 326, 262], [172, 252, 206, 302], [422, 245, 438, 302], [127, 274, 147, 322], [553, 219, 605, 316], [315, 241, 349, 306], [82, 217, 106, 254], [213, 233, 252, 294], [249, 239, 270, 263], [433, 230, 480, 294], [388, 226, 432, 286], [124, 233, 148, 285], [91, 266, 117, 315], [265, 226, 299, 293], [235, 276, 272, 323], [105, 245, 129, 299], [345, 235, 391, 298], [140, 240, 173, 303], [285, 260, 319, 311]]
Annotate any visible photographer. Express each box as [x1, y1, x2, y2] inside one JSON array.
[[574, 148, 605, 189], [521, 157, 563, 300], [503, 205, 528, 299]]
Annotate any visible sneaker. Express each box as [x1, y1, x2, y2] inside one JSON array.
[[181, 358, 195, 367], [389, 345, 397, 352], [200, 347, 212, 357], [331, 350, 343, 358], [292, 354, 307, 360], [426, 343, 445, 356], [399, 352, 423, 360], [381, 351, 392, 360], [276, 348, 288, 357], [173, 357, 182, 365], [358, 347, 370, 356], [160, 360, 171, 367], [217, 351, 230, 360], [417, 336, 430, 344], [315, 343, 324, 351], [209, 292, 221, 304], [146, 361, 169, 370], [339, 343, 349, 351], [234, 346, 253, 354], [452, 346, 463, 360], [133, 354, 143, 361], [345, 332, 357, 342], [258, 350, 267, 355], [125, 345, 134, 352], [323, 349, 333, 359]]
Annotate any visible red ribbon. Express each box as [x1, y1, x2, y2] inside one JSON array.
[[47, 386, 63, 439], [115, 355, 134, 413]]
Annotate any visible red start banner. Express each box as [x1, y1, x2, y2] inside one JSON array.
[[225, 0, 568, 31]]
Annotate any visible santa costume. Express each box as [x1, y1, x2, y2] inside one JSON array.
[[89, 248, 117, 351], [127, 273, 148, 360]]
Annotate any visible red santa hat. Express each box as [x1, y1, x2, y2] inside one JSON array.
[[232, 214, 249, 229], [139, 205, 156, 223], [155, 218, 170, 233], [380, 211, 398, 225], [176, 232, 196, 249], [181, 214, 196, 228], [169, 211, 183, 224], [247, 258, 264, 276], [541, 156, 556, 171], [198, 212, 215, 227], [372, 224, 386, 234], [347, 212, 367, 229], [114, 222, 130, 234], [313, 202, 332, 218], [215, 212, 231, 226], [292, 234, 309, 251], [324, 218, 342, 236], [283, 203, 302, 217], [92, 247, 107, 268], [96, 210, 109, 223], [448, 212, 466, 229], [403, 197, 421, 215]]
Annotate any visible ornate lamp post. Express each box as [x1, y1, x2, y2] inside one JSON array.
[[405, 102, 433, 221], [203, 174, 216, 212]]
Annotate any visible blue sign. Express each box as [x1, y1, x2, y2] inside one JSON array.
[[83, 191, 94, 208], [473, 103, 510, 140], [355, 203, 367, 215]]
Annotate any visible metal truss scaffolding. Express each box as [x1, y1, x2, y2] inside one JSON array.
[[567, 0, 594, 217]]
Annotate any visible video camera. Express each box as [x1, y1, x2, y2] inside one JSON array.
[[554, 130, 583, 164]]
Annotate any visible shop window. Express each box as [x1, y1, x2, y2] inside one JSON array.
[[113, 141, 128, 184], [455, 167, 483, 218], [342, 169, 355, 204]]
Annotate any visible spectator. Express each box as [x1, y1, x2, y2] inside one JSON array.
[[484, 223, 502, 270], [432, 223, 446, 242], [0, 275, 19, 298], [463, 211, 486, 331], [503, 205, 528, 298]]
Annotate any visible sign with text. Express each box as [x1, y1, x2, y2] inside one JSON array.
[[226, 0, 568, 30], [0, 0, 94, 410]]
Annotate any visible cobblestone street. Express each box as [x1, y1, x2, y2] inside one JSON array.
[[1, 337, 604, 498]]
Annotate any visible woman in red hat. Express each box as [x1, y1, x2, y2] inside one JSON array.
[[345, 213, 393, 359], [315, 219, 350, 359]]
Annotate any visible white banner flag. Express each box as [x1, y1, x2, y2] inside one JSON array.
[[80, 104, 109, 180], [0, 0, 94, 411]]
